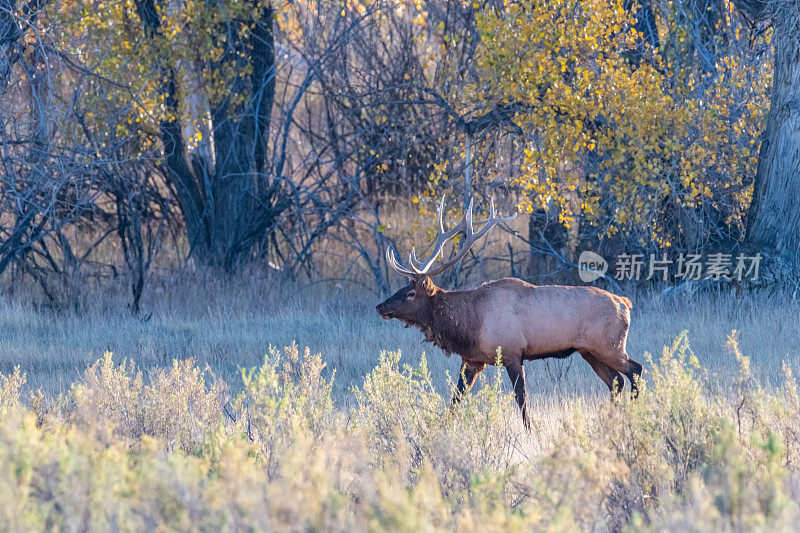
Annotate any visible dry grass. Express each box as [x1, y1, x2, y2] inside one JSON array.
[[0, 271, 800, 529], [1, 272, 797, 398]]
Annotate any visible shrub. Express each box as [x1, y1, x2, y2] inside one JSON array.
[[69, 352, 228, 452], [0, 335, 798, 529]]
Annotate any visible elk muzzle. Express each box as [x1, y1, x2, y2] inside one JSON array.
[[376, 302, 393, 319]]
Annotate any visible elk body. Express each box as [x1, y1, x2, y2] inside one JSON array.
[[376, 198, 642, 428]]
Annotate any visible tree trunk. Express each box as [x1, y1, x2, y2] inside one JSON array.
[[136, 0, 280, 271], [745, 8, 800, 264]]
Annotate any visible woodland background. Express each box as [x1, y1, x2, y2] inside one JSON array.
[[0, 0, 796, 312]]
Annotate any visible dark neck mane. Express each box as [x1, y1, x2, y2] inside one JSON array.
[[402, 291, 479, 358]]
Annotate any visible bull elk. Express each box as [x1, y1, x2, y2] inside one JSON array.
[[376, 198, 643, 428]]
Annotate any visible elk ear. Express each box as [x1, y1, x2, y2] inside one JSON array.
[[419, 276, 436, 296]]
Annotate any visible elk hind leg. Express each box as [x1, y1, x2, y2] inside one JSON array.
[[604, 351, 644, 398], [452, 362, 486, 405], [581, 352, 624, 395], [622, 357, 643, 398]]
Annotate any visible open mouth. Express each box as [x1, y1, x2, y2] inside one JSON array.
[[379, 312, 394, 320]]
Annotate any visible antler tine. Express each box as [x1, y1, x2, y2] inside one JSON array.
[[469, 198, 491, 227], [408, 196, 471, 274], [474, 197, 516, 226], [437, 195, 446, 233], [385, 196, 516, 279], [471, 197, 505, 225], [408, 197, 444, 273], [423, 196, 517, 278], [386, 247, 419, 278], [408, 249, 427, 274]]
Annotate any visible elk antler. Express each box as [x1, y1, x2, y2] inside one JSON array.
[[386, 196, 517, 278]]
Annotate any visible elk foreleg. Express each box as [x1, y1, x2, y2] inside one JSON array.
[[505, 360, 530, 430], [452, 361, 486, 404]]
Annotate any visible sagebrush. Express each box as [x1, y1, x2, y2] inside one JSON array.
[[1, 333, 799, 530]]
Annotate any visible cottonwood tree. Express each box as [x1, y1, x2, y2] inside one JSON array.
[[133, 0, 284, 270], [54, 0, 306, 271], [473, 0, 768, 267], [734, 1, 800, 269], [58, 0, 404, 278]]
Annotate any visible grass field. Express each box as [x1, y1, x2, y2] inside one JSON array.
[[2, 274, 797, 396], [2, 276, 800, 530]]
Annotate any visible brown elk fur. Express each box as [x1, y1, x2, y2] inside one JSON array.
[[377, 276, 642, 428]]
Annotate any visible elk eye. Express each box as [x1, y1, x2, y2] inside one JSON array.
[[407, 290, 416, 299]]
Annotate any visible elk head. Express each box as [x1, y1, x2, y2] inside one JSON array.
[[376, 197, 516, 324]]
